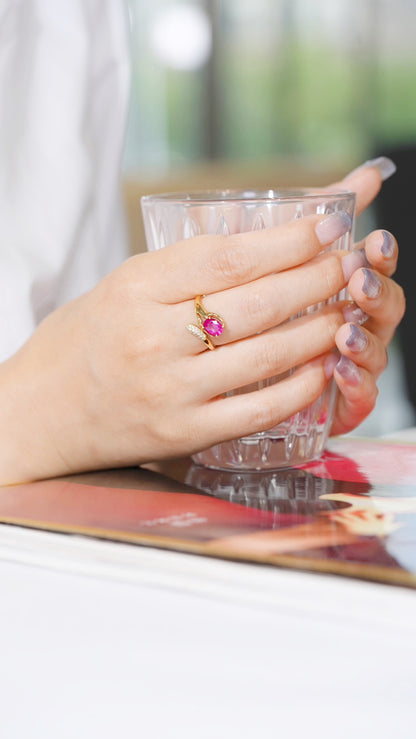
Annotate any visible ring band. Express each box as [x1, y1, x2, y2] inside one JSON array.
[[186, 295, 225, 351]]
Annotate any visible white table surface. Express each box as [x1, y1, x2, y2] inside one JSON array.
[[0, 521, 415, 739]]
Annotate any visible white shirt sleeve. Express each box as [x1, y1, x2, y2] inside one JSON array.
[[0, 0, 130, 361]]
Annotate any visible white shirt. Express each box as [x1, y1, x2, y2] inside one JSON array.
[[0, 0, 130, 361]]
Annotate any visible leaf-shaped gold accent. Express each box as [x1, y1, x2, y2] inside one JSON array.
[[186, 323, 215, 350], [186, 324, 206, 341]]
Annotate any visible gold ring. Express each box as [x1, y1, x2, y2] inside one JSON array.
[[186, 295, 225, 351]]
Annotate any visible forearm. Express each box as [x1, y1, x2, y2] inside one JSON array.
[[0, 354, 62, 485], [0, 301, 93, 485]]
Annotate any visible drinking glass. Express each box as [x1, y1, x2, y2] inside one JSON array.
[[141, 188, 355, 470]]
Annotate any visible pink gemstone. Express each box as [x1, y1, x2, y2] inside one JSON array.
[[203, 317, 223, 337]]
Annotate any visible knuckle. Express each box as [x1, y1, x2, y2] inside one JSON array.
[[363, 383, 379, 415], [99, 257, 141, 308], [145, 382, 165, 413], [323, 310, 344, 343], [179, 417, 202, 450], [254, 338, 283, 376], [149, 422, 177, 452], [323, 254, 343, 295], [297, 370, 323, 401], [152, 420, 179, 448], [208, 240, 256, 285], [123, 320, 164, 363], [249, 399, 280, 433], [138, 332, 165, 360], [153, 413, 196, 452], [383, 281, 406, 327], [242, 290, 273, 325]]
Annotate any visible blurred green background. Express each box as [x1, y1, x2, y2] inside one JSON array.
[[124, 0, 416, 174]]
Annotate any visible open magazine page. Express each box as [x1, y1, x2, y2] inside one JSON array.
[[0, 437, 415, 588]]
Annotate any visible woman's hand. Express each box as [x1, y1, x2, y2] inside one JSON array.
[[0, 157, 402, 483], [321, 158, 405, 435], [329, 227, 405, 435], [0, 207, 352, 482]]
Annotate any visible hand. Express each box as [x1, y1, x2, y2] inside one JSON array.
[[0, 158, 400, 482], [321, 159, 405, 435], [329, 226, 405, 435]]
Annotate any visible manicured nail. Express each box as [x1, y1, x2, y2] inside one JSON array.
[[357, 247, 370, 267], [381, 230, 395, 258], [348, 156, 397, 182], [343, 302, 369, 325], [346, 324, 368, 353], [363, 156, 397, 181], [324, 352, 340, 379], [335, 356, 362, 385], [361, 268, 382, 298], [342, 248, 368, 282], [315, 211, 352, 245]]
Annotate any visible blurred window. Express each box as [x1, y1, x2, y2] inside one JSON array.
[[124, 0, 416, 174]]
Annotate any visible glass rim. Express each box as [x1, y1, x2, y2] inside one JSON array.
[[141, 187, 356, 206]]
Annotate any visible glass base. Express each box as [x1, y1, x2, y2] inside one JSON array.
[[192, 381, 337, 471], [192, 429, 328, 471]]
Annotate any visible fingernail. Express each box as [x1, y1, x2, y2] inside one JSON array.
[[361, 268, 382, 298], [348, 156, 397, 182], [345, 157, 397, 182], [381, 230, 395, 258], [363, 156, 397, 181], [335, 356, 362, 385], [343, 302, 369, 325], [342, 248, 368, 282], [324, 352, 340, 379], [345, 324, 368, 353], [315, 211, 352, 245]]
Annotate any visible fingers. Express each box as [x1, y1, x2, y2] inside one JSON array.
[[327, 219, 403, 435], [342, 227, 403, 346], [327, 308, 384, 437], [354, 228, 398, 277], [194, 227, 399, 353], [335, 323, 387, 379], [198, 356, 330, 445], [141, 158, 395, 306], [327, 156, 396, 215], [183, 248, 363, 352], [347, 267, 405, 346], [330, 361, 379, 436], [192, 305, 344, 400], [141, 210, 353, 302]]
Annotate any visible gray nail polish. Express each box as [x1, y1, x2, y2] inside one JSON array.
[[315, 211, 352, 245], [363, 156, 397, 181], [362, 268, 382, 298], [346, 324, 368, 353], [343, 303, 369, 325], [335, 356, 362, 385], [324, 352, 340, 380], [356, 247, 371, 267], [381, 230, 395, 258], [342, 249, 368, 282]]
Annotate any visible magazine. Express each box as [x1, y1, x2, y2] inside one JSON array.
[[0, 437, 415, 588]]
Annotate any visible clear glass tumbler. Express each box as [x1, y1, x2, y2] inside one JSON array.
[[141, 188, 356, 470]]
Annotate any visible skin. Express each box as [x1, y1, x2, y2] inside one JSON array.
[[0, 164, 405, 484]]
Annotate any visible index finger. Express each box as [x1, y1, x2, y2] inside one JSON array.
[[142, 210, 353, 302]]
